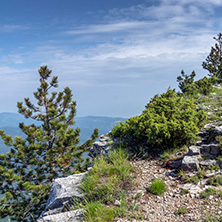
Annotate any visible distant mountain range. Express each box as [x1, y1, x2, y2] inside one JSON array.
[[0, 112, 126, 154]]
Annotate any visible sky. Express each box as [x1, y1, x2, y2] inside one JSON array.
[[0, 0, 222, 118]]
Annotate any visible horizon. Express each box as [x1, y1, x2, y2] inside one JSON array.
[[1, 0, 222, 117]]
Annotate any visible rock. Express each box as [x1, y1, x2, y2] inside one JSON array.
[[37, 209, 84, 222], [114, 200, 121, 206], [181, 156, 199, 171], [169, 159, 182, 169], [100, 135, 110, 142], [205, 171, 221, 178], [179, 184, 203, 194], [93, 141, 107, 148], [199, 159, 218, 168], [213, 126, 222, 136], [204, 124, 215, 129], [210, 143, 221, 155], [188, 146, 200, 156], [196, 141, 202, 146], [40, 173, 86, 217], [200, 144, 211, 154]]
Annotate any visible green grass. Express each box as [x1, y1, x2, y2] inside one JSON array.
[[148, 178, 167, 195], [190, 175, 200, 185], [181, 189, 189, 195], [200, 187, 216, 199], [74, 148, 136, 221], [204, 215, 222, 222], [83, 201, 115, 222], [208, 176, 222, 186]]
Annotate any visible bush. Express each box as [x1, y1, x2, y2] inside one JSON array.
[[195, 77, 214, 95], [112, 88, 207, 153], [149, 178, 167, 195]]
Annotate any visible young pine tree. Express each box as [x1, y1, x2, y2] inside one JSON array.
[[202, 33, 222, 82], [177, 70, 197, 95], [0, 66, 98, 221]]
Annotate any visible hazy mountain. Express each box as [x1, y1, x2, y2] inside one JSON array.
[[0, 112, 126, 154]]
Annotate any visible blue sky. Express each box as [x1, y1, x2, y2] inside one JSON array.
[[0, 0, 222, 117]]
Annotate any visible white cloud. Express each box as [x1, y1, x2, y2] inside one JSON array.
[[65, 21, 148, 35], [0, 24, 29, 32]]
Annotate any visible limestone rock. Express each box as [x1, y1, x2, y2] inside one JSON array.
[[37, 209, 83, 222], [213, 126, 222, 136], [181, 156, 199, 171], [200, 144, 211, 154], [199, 160, 220, 170], [179, 184, 203, 194], [210, 143, 221, 155], [188, 146, 200, 156], [40, 173, 86, 217]]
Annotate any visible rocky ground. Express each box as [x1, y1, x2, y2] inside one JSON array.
[[117, 157, 222, 222]]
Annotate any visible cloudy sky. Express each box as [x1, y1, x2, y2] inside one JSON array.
[[0, 0, 222, 117]]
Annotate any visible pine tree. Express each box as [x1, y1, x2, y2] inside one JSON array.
[[202, 33, 222, 81], [0, 66, 98, 221], [177, 70, 197, 95]]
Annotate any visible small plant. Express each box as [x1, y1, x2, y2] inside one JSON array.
[[181, 189, 189, 195], [200, 188, 216, 199], [129, 203, 139, 211], [207, 176, 222, 186], [198, 167, 206, 179], [219, 190, 222, 198], [176, 207, 187, 215], [208, 177, 214, 185], [190, 175, 200, 185], [204, 215, 221, 222], [149, 178, 167, 195], [133, 192, 143, 199]]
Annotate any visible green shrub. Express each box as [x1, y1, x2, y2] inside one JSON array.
[[149, 178, 167, 195], [176, 207, 187, 215], [195, 77, 214, 95], [112, 88, 207, 154]]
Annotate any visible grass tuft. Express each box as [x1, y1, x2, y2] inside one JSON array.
[[148, 178, 167, 195]]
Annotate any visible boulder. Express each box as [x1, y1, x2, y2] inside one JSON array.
[[213, 126, 222, 136], [188, 146, 200, 156], [39, 173, 86, 218], [181, 156, 199, 171], [210, 143, 221, 155], [37, 209, 83, 222], [200, 144, 211, 154]]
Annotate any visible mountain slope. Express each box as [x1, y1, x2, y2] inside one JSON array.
[[0, 113, 126, 153]]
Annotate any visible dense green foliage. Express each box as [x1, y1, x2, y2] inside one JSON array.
[[0, 66, 98, 221], [112, 89, 207, 153], [177, 70, 213, 96], [203, 33, 222, 82]]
